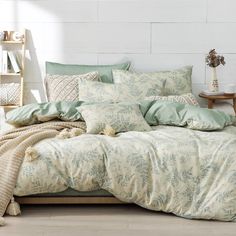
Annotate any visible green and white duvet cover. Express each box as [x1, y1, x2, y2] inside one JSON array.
[[15, 125, 236, 221]]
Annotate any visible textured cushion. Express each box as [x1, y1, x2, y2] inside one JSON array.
[[0, 83, 20, 105], [45, 72, 100, 102], [79, 80, 164, 103], [78, 103, 152, 134], [113, 66, 192, 95], [144, 93, 199, 106], [46, 61, 131, 83]]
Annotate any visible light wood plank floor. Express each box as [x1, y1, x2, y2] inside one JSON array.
[[1, 205, 236, 236]]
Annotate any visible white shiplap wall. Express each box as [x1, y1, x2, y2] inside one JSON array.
[[0, 0, 236, 106]]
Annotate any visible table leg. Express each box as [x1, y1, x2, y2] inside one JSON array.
[[233, 98, 236, 115], [208, 99, 214, 109]]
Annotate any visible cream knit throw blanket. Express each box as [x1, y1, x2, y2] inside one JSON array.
[[0, 121, 86, 217]]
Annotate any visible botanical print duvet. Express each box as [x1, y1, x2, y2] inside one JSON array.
[[15, 125, 236, 221]]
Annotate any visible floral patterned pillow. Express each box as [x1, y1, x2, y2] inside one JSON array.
[[79, 80, 164, 103], [112, 66, 193, 96], [78, 103, 152, 134], [144, 93, 199, 106]]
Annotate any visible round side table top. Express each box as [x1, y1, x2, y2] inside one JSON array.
[[199, 93, 236, 100]]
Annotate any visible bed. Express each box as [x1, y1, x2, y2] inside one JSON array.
[[1, 63, 236, 225]]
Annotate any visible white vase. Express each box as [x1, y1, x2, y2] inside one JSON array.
[[209, 67, 219, 92]]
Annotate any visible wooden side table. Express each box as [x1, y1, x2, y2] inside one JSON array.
[[199, 93, 236, 115]]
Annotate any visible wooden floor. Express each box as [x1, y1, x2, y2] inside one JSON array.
[[1, 205, 236, 236]]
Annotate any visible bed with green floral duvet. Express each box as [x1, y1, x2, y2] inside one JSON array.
[[2, 100, 236, 222]]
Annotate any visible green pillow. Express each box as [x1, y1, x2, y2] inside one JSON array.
[[144, 101, 236, 131], [46, 61, 131, 83], [6, 101, 83, 127]]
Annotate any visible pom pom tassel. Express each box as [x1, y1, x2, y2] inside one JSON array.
[[57, 128, 84, 139], [99, 125, 116, 137], [25, 147, 39, 162], [6, 197, 21, 216], [70, 128, 84, 137], [0, 217, 5, 226], [56, 129, 71, 139]]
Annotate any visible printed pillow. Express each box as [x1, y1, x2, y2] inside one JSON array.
[[144, 93, 199, 106], [46, 61, 131, 83], [45, 71, 100, 102], [78, 103, 152, 134], [79, 80, 164, 103], [113, 66, 193, 96], [0, 83, 20, 105]]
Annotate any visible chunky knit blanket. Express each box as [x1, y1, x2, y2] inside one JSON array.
[[0, 121, 86, 217]]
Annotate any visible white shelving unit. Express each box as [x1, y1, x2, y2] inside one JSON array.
[[0, 29, 26, 108]]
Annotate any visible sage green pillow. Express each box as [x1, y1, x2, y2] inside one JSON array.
[[113, 66, 193, 95], [46, 61, 131, 83], [144, 101, 236, 131], [6, 101, 83, 127], [78, 102, 152, 134]]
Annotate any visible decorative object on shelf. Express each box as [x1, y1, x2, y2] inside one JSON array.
[[3, 31, 10, 41], [12, 31, 24, 42], [0, 31, 4, 41], [224, 84, 236, 95], [205, 49, 226, 93], [0, 29, 26, 108]]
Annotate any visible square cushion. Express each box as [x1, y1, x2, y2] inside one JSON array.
[[0, 83, 20, 105], [78, 102, 152, 134]]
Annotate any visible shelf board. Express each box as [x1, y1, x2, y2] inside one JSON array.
[[0, 40, 24, 44], [0, 105, 19, 108], [0, 73, 21, 76]]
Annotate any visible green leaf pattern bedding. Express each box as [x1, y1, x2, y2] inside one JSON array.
[[15, 125, 236, 221]]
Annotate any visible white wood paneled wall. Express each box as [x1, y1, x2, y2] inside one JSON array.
[[0, 0, 236, 105]]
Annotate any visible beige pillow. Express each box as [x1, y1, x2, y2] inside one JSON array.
[[144, 93, 199, 106], [0, 83, 20, 105], [45, 71, 100, 102], [78, 102, 152, 134], [113, 66, 192, 96], [79, 80, 164, 103]]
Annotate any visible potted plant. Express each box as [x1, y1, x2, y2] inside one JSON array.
[[205, 49, 225, 92]]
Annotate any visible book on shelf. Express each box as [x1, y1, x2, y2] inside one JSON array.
[[2, 50, 9, 74], [1, 50, 21, 74], [8, 51, 21, 73]]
